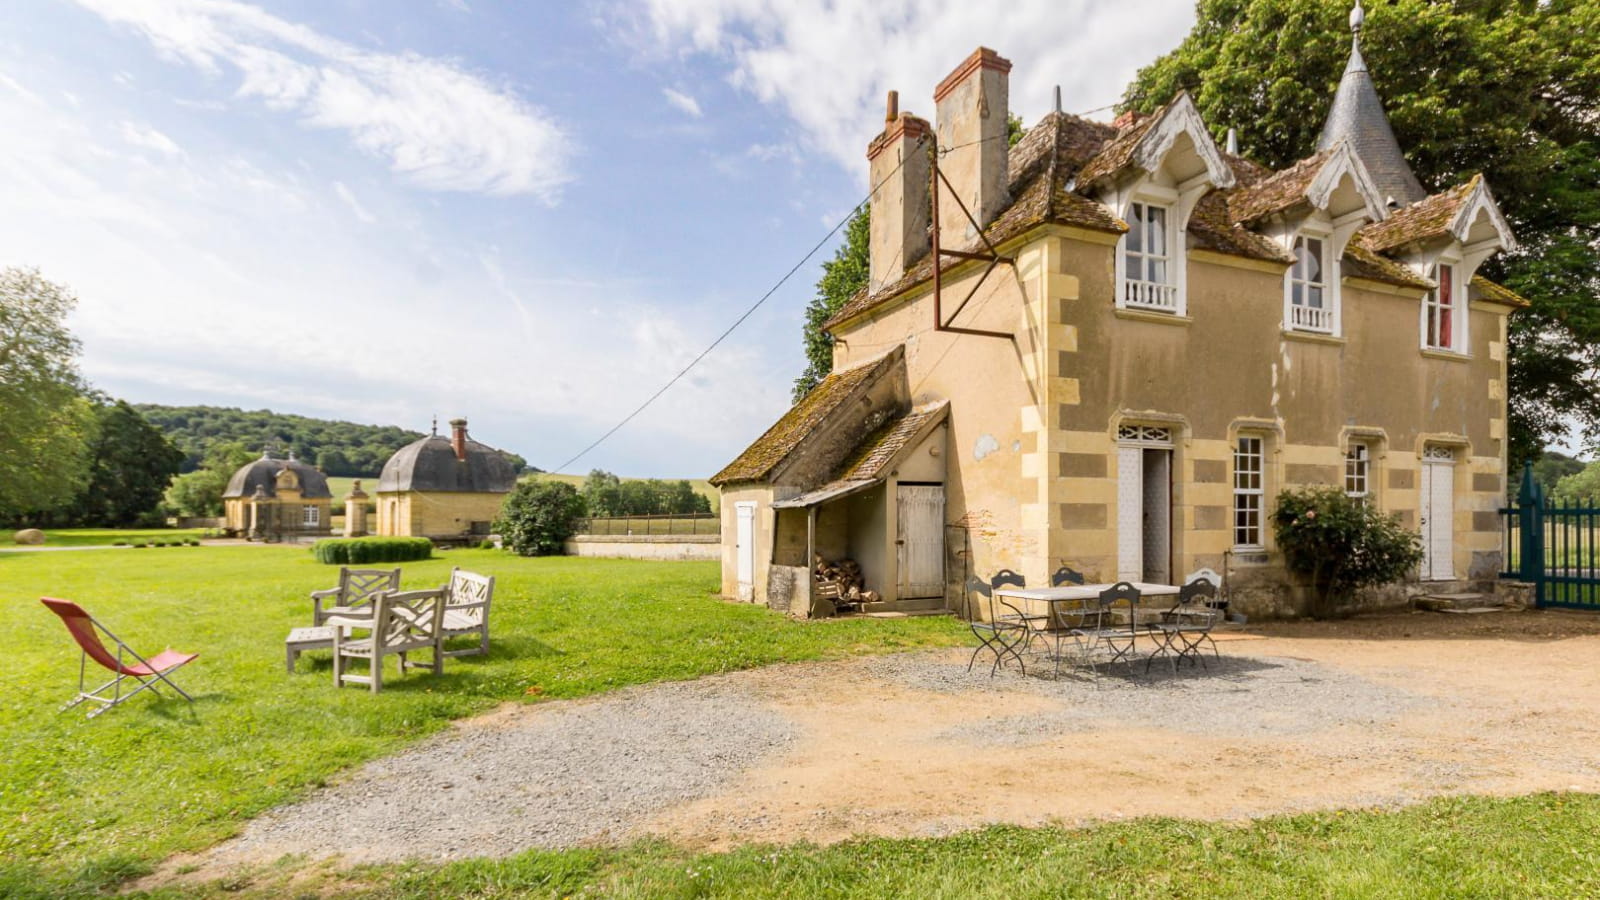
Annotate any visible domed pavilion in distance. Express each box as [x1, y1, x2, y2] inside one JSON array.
[[222, 450, 334, 540], [375, 417, 517, 543]]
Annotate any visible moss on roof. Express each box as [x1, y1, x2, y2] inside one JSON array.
[[1358, 176, 1480, 253], [835, 401, 948, 482], [1342, 243, 1432, 290], [1471, 275, 1531, 308], [1227, 150, 1335, 224], [709, 349, 902, 486]]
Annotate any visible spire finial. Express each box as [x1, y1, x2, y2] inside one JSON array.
[[1052, 85, 1062, 114], [1350, 1, 1364, 35], [431, 414, 438, 436]]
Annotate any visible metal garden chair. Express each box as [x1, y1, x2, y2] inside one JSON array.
[[39, 598, 198, 718], [1050, 565, 1086, 587], [1066, 582, 1144, 676], [1148, 577, 1227, 672], [964, 577, 1027, 676]]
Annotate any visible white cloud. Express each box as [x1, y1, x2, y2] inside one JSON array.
[[118, 120, 184, 156], [662, 86, 703, 118], [73, 0, 573, 200], [617, 0, 1195, 175], [332, 180, 377, 223]]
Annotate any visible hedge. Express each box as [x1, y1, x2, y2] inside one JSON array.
[[311, 537, 433, 565]]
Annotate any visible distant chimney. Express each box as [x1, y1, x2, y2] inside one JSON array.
[[867, 97, 932, 294], [1225, 127, 1239, 156], [449, 417, 468, 461], [933, 47, 1011, 249], [1112, 108, 1141, 130]]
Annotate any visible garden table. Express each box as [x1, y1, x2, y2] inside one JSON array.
[[994, 582, 1180, 673]]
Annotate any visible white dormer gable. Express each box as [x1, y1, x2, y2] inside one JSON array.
[[1447, 176, 1517, 270], [1086, 93, 1235, 318]]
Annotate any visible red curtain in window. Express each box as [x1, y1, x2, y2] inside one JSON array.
[[1438, 264, 1454, 348]]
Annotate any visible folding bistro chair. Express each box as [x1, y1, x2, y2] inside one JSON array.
[[964, 577, 1027, 676], [40, 598, 198, 718], [1069, 582, 1144, 675], [1148, 577, 1227, 672], [1050, 566, 1086, 587]]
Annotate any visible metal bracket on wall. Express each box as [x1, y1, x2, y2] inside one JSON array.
[[930, 140, 1015, 341]]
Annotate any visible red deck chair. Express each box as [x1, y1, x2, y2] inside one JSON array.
[[40, 598, 198, 718]]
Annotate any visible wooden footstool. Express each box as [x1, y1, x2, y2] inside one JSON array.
[[285, 625, 337, 673]]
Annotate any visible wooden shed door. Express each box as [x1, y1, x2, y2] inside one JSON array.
[[897, 485, 945, 599]]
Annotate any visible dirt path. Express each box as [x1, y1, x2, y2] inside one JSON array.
[[165, 609, 1600, 881]]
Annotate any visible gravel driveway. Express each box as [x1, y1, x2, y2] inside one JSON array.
[[190, 613, 1600, 872]]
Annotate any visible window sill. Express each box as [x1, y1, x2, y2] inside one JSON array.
[[1420, 347, 1471, 362], [1229, 549, 1270, 565], [1113, 307, 1192, 326], [1281, 329, 1345, 346]]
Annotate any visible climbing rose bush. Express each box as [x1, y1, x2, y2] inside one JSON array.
[[1272, 486, 1423, 617]]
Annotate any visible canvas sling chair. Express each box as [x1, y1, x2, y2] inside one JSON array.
[[40, 597, 198, 718]]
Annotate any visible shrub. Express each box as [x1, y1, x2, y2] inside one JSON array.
[[477, 539, 496, 550], [1272, 486, 1424, 617], [112, 541, 127, 546], [132, 543, 147, 549], [497, 480, 585, 556], [311, 537, 432, 565]]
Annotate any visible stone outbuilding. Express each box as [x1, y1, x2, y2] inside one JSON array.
[[715, 6, 1524, 619], [376, 418, 517, 542], [222, 451, 334, 540]]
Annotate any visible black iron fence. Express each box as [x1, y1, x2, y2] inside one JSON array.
[[575, 513, 719, 537]]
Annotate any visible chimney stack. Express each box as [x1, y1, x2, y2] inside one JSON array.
[[933, 47, 1011, 249], [866, 93, 932, 294], [449, 417, 468, 461]]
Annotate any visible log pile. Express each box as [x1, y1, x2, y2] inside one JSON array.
[[813, 554, 880, 610]]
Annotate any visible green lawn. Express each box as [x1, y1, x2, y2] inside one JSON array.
[[0, 528, 210, 547], [0, 548, 966, 897], [324, 475, 379, 499]]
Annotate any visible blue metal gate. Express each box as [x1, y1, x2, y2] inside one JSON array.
[[1500, 464, 1600, 609]]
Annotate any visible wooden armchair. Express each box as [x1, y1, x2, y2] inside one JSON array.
[[328, 588, 446, 693], [440, 568, 495, 658], [310, 567, 401, 626]]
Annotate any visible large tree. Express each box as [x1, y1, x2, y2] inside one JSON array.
[[0, 267, 93, 522], [1125, 0, 1600, 469], [66, 399, 185, 526], [793, 207, 870, 401]]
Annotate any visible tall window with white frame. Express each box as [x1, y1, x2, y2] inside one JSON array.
[[1288, 236, 1333, 333], [1123, 201, 1175, 312], [302, 505, 319, 527], [1345, 443, 1370, 502], [1233, 436, 1264, 549], [1425, 263, 1457, 350]]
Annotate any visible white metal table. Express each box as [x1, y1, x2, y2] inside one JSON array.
[[995, 582, 1180, 672]]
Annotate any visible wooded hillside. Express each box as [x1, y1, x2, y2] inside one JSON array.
[[136, 405, 533, 476]]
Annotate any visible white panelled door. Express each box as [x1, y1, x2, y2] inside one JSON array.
[[1117, 446, 1144, 581], [735, 502, 756, 601], [1421, 458, 1455, 581], [897, 485, 946, 599]]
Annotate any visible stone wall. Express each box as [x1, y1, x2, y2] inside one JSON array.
[[564, 534, 718, 561]]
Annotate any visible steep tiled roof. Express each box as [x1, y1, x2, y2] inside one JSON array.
[[1075, 107, 1160, 186], [1342, 243, 1431, 290], [1471, 275, 1531, 308], [1227, 150, 1335, 224], [709, 350, 900, 486], [1188, 191, 1290, 264], [1318, 29, 1427, 205], [1358, 177, 1479, 253], [835, 401, 949, 482]]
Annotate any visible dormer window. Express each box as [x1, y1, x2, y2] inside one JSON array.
[[1287, 235, 1335, 334], [1424, 262, 1460, 351], [1123, 200, 1176, 311]]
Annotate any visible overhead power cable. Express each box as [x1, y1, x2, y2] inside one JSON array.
[[547, 91, 1140, 474]]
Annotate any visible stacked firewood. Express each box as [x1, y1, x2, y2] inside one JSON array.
[[813, 554, 880, 608]]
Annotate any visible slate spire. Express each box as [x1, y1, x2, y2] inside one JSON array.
[[1317, 0, 1427, 206]]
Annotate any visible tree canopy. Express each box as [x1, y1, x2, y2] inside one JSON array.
[[136, 405, 533, 476], [0, 268, 94, 522], [793, 207, 870, 401], [579, 469, 712, 517], [1125, 0, 1600, 468], [65, 399, 185, 527]]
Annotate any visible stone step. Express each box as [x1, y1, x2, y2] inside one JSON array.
[[1415, 592, 1508, 613]]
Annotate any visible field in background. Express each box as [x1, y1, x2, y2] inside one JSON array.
[[322, 475, 377, 499], [532, 472, 720, 507], [1, 528, 210, 547]]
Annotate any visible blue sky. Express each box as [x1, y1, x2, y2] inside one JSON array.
[[0, 0, 1197, 476]]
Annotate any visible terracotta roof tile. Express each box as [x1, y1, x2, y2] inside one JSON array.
[[1075, 104, 1162, 186], [1358, 177, 1479, 253], [1341, 243, 1431, 290], [710, 350, 901, 486], [1227, 150, 1335, 224], [1188, 191, 1291, 264], [1470, 275, 1531, 308], [836, 401, 949, 482]]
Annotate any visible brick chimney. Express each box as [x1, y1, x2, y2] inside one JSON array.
[[867, 90, 932, 294], [449, 417, 468, 461], [933, 47, 1011, 249]]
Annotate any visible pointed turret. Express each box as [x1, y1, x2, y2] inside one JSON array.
[[1317, 1, 1426, 207]]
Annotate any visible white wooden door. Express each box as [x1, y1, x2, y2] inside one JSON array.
[[734, 502, 756, 601], [897, 485, 946, 598], [1117, 446, 1143, 581], [1421, 461, 1455, 581]]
